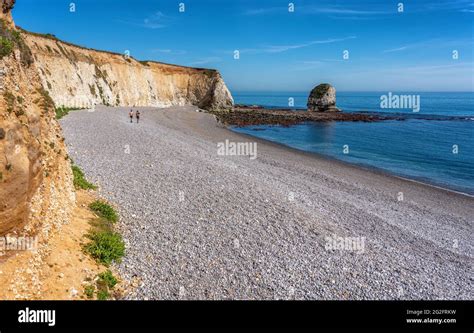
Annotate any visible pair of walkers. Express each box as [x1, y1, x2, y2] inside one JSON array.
[[129, 109, 141, 123]]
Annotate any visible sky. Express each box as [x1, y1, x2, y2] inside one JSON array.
[[11, 0, 474, 92]]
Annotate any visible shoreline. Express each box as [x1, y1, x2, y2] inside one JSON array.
[[227, 126, 474, 197], [60, 105, 473, 300]]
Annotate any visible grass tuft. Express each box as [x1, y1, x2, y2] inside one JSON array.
[[97, 289, 110, 300], [83, 231, 125, 266], [36, 87, 55, 113], [72, 165, 97, 190], [55, 106, 76, 119], [0, 19, 34, 66], [89, 200, 118, 223], [84, 285, 95, 299], [98, 270, 118, 289], [0, 36, 13, 58]]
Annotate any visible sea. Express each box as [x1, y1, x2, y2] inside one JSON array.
[[231, 92, 474, 195]]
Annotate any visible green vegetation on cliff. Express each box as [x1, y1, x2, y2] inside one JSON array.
[[72, 164, 97, 190], [89, 200, 118, 223], [0, 19, 33, 66], [0, 36, 13, 58], [83, 196, 125, 267], [84, 230, 125, 266], [83, 270, 119, 300], [55, 106, 82, 119]]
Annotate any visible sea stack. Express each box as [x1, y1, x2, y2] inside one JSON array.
[[307, 83, 340, 112]]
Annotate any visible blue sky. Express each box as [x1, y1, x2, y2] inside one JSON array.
[[12, 0, 474, 92]]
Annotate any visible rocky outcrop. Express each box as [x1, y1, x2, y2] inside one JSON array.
[[1, 0, 75, 237], [1, 0, 14, 15], [22, 32, 234, 111], [307, 83, 340, 112], [216, 105, 398, 126]]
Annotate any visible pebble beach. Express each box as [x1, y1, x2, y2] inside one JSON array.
[[60, 106, 474, 300]]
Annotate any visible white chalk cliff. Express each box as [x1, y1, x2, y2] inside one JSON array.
[[23, 31, 234, 111]]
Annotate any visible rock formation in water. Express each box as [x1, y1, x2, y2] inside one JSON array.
[[307, 83, 340, 112]]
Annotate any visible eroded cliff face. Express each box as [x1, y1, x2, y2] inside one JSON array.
[[0, 1, 75, 238], [23, 32, 234, 111]]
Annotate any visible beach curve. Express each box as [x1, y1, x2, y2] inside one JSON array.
[[60, 106, 474, 300]]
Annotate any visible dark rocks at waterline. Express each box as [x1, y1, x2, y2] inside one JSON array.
[[307, 83, 341, 112], [213, 106, 400, 127]]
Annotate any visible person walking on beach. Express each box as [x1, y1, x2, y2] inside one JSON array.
[[129, 109, 134, 123], [136, 110, 140, 124]]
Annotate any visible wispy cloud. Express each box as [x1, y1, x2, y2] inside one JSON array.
[[244, 4, 389, 17], [142, 11, 171, 29], [231, 36, 356, 55], [424, 0, 474, 12], [244, 7, 280, 15], [263, 36, 357, 53], [380, 62, 474, 76], [118, 11, 174, 29], [382, 46, 410, 53], [306, 7, 388, 15], [245, 1, 474, 17], [151, 49, 187, 55], [382, 39, 474, 53], [294, 58, 346, 70], [302, 59, 345, 64], [188, 57, 222, 66]]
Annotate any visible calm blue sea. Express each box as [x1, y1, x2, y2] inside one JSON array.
[[232, 92, 474, 194]]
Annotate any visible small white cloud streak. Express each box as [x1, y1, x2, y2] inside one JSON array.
[[263, 36, 357, 53], [151, 49, 187, 55], [118, 11, 173, 29], [383, 46, 409, 53], [188, 57, 222, 65], [244, 5, 389, 16], [382, 39, 474, 53], [232, 36, 357, 55], [141, 11, 171, 29], [245, 2, 474, 16]]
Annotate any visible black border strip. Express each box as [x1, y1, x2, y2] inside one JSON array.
[[0, 300, 472, 331]]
